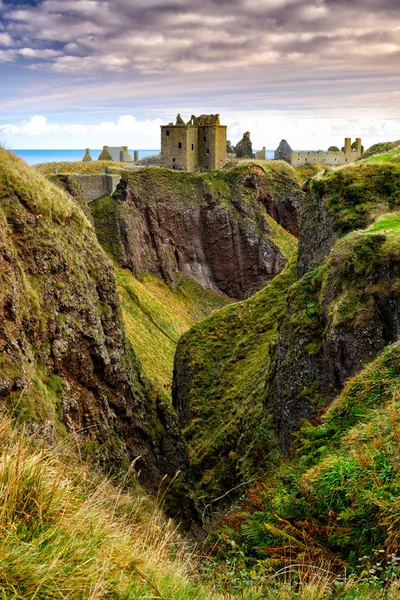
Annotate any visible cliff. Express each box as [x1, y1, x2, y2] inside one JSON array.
[[89, 163, 301, 300], [173, 159, 400, 504], [0, 149, 189, 501]]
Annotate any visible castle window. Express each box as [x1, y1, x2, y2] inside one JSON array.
[[192, 144, 194, 151], [204, 136, 207, 142], [207, 149, 210, 154], [178, 142, 182, 149], [173, 158, 176, 162], [166, 130, 170, 136]]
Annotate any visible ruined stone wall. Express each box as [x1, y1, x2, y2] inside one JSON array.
[[292, 149, 361, 166], [198, 125, 216, 171], [75, 174, 121, 203], [161, 125, 188, 170], [215, 125, 228, 169], [186, 126, 199, 172]]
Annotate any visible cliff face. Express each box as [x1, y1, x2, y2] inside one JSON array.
[[0, 150, 188, 497], [90, 163, 301, 300], [173, 160, 400, 504]]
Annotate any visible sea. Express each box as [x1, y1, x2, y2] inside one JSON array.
[[11, 149, 275, 166], [11, 149, 161, 166]]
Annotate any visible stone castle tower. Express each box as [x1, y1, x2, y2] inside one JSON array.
[[161, 114, 227, 172]]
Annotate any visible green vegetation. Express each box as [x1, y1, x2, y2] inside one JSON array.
[[309, 162, 400, 233], [0, 412, 220, 599], [34, 160, 129, 175], [210, 342, 400, 587], [117, 268, 229, 394], [175, 259, 297, 504], [359, 140, 400, 161]]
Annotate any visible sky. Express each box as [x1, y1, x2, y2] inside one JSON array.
[[0, 0, 400, 150]]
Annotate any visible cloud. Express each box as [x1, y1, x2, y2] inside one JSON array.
[[0, 114, 163, 144], [0, 0, 399, 75], [2, 112, 400, 152], [0, 32, 13, 46], [0, 48, 15, 61]]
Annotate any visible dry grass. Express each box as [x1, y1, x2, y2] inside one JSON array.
[[33, 160, 129, 176], [0, 412, 216, 599]]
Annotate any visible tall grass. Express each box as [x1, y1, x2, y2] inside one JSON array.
[[0, 413, 211, 599]]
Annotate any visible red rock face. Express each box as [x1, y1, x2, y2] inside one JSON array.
[[95, 166, 303, 300]]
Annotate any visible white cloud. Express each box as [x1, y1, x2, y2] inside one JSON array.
[[0, 115, 163, 149], [0, 32, 14, 46], [2, 112, 400, 152], [19, 48, 63, 59]]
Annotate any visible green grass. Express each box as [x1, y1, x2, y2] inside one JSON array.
[[359, 140, 400, 161], [174, 258, 297, 503], [117, 268, 229, 395], [309, 162, 400, 234], [361, 148, 400, 164]]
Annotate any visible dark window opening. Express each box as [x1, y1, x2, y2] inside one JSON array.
[[173, 165, 176, 170], [178, 142, 182, 149], [204, 136, 207, 142], [166, 130, 170, 136], [173, 158, 176, 162], [207, 149, 210, 154], [191, 144, 194, 151]]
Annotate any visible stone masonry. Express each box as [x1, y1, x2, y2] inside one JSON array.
[[275, 137, 363, 166], [161, 113, 227, 172]]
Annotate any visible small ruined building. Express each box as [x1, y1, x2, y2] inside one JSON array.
[[83, 146, 134, 162], [275, 138, 364, 166], [161, 114, 227, 172]]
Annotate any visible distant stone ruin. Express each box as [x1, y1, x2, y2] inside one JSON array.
[[161, 113, 227, 172], [82, 146, 134, 163], [234, 131, 253, 158], [275, 138, 364, 166]]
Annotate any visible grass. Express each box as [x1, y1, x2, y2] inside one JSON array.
[[1, 413, 398, 599], [34, 160, 130, 175], [359, 140, 400, 161], [308, 162, 400, 234], [174, 258, 297, 505], [0, 412, 219, 599], [117, 268, 229, 395]]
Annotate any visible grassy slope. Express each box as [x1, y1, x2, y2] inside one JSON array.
[[175, 259, 297, 503], [205, 155, 400, 590], [0, 413, 222, 600], [359, 140, 400, 161], [117, 268, 229, 394]]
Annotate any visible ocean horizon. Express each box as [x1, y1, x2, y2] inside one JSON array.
[[10, 149, 161, 166], [10, 148, 276, 166]]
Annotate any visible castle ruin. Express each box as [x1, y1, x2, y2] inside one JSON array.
[[161, 114, 227, 172], [275, 138, 364, 166], [83, 146, 134, 162]]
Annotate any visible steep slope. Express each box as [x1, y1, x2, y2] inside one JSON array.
[[0, 149, 188, 497], [172, 260, 296, 506], [173, 160, 400, 508], [90, 163, 300, 300], [213, 341, 400, 576], [117, 267, 229, 394]]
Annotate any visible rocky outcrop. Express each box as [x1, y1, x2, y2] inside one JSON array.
[[0, 150, 189, 507], [234, 132, 253, 159], [91, 164, 302, 300]]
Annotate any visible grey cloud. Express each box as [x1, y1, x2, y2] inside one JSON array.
[[0, 0, 399, 74]]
